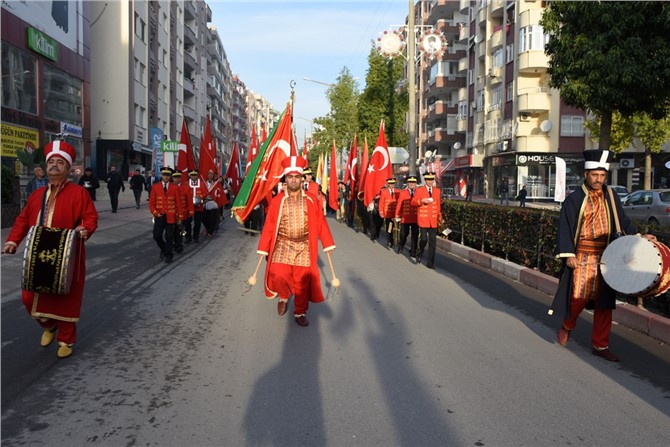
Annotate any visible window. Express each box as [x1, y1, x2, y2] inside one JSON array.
[[491, 87, 503, 107], [43, 64, 83, 126], [135, 14, 145, 41], [505, 43, 514, 63], [518, 25, 549, 53], [492, 49, 503, 68], [506, 81, 514, 102], [560, 115, 585, 137], [458, 100, 468, 120], [1, 43, 37, 114]]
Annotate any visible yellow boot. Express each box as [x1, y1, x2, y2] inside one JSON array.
[[57, 342, 73, 359], [40, 328, 57, 347]]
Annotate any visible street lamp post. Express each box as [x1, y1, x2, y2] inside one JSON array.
[[376, 1, 447, 177]]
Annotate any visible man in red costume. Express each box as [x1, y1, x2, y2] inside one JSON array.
[[171, 170, 192, 253], [412, 172, 441, 269], [379, 177, 399, 249], [2, 140, 98, 358], [395, 176, 419, 259], [258, 156, 336, 327], [187, 169, 206, 243], [149, 167, 183, 263]]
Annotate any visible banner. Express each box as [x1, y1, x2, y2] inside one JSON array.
[[554, 156, 566, 203]]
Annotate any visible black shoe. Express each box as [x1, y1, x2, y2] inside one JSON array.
[[175, 247, 183, 254], [194, 238, 199, 243], [159, 251, 165, 260], [395, 246, 402, 254], [415, 252, 423, 265], [111, 210, 117, 213], [136, 205, 140, 209], [165, 256, 173, 264], [426, 264, 435, 270], [184, 238, 192, 243]]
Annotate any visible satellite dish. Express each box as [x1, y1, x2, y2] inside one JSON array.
[[453, 142, 461, 150], [540, 120, 553, 132], [425, 150, 433, 158], [474, 35, 483, 44]]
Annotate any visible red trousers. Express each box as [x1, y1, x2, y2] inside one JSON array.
[[562, 298, 612, 350], [22, 297, 77, 345], [269, 263, 311, 315]]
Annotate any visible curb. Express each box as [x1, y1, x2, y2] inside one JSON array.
[[437, 237, 670, 345]]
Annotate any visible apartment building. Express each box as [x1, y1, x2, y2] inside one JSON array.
[[413, 0, 592, 200], [206, 25, 234, 167], [1, 1, 91, 177]]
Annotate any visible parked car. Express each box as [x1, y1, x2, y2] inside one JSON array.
[[610, 185, 629, 199], [621, 189, 670, 226]]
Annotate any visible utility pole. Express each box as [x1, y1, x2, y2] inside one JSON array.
[[408, 0, 417, 176]]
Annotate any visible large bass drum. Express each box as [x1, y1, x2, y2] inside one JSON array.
[[600, 235, 670, 298], [22, 226, 79, 295]]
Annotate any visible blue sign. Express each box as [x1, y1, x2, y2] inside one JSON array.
[[150, 127, 163, 183]]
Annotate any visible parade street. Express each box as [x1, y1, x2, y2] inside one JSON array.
[[2, 197, 670, 446]]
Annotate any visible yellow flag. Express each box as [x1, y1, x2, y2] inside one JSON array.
[[316, 153, 323, 184]]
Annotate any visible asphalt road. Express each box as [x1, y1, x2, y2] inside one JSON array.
[[2, 205, 669, 446]]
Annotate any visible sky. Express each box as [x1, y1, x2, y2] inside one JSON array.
[[209, 0, 410, 145]]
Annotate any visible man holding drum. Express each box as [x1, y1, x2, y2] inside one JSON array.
[[2, 140, 98, 359], [552, 149, 654, 362]]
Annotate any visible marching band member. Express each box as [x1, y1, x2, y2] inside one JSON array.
[[149, 167, 183, 263], [379, 178, 399, 249], [188, 169, 206, 243], [395, 176, 419, 259], [412, 172, 441, 269], [551, 149, 652, 362], [171, 170, 192, 253], [2, 141, 98, 358]]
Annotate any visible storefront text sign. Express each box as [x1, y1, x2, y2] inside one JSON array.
[[1, 124, 39, 158]]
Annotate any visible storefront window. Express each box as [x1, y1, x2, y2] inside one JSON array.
[[43, 64, 82, 126], [1, 43, 37, 114]]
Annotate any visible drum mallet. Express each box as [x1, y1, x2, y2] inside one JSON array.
[[247, 254, 264, 286], [326, 251, 340, 289]]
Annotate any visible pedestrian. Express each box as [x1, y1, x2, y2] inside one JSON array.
[[551, 149, 654, 362], [202, 170, 220, 236], [412, 172, 441, 269], [257, 156, 336, 327], [149, 167, 183, 263], [499, 177, 509, 205], [144, 169, 155, 201], [2, 140, 98, 358], [395, 176, 419, 259], [379, 178, 399, 248], [129, 168, 145, 209], [465, 178, 473, 202], [77, 167, 100, 201], [517, 184, 527, 207], [105, 165, 125, 213], [25, 166, 48, 197]]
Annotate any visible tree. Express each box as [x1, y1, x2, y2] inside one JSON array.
[[357, 46, 408, 148], [633, 112, 670, 189], [541, 1, 670, 149], [311, 67, 359, 166], [584, 111, 634, 154]]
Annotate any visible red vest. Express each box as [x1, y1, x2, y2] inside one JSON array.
[[379, 186, 399, 219], [395, 188, 418, 224], [411, 185, 441, 228], [149, 182, 183, 224]]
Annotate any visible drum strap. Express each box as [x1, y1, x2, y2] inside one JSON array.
[[607, 188, 623, 236]]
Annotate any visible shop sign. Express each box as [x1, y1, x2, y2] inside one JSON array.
[[517, 153, 584, 166], [61, 122, 83, 138], [490, 154, 516, 167], [27, 27, 59, 62], [1, 123, 39, 158], [161, 140, 180, 152]]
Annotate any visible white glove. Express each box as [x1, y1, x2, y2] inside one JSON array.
[[367, 202, 375, 212]]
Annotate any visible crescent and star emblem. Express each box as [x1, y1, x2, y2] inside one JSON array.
[[265, 139, 292, 179], [351, 159, 358, 181], [372, 146, 389, 171]]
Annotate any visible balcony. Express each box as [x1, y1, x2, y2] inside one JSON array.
[[457, 23, 469, 43], [477, 2, 488, 24], [426, 100, 455, 122], [477, 41, 486, 59], [425, 75, 465, 95], [459, 0, 470, 13], [184, 0, 196, 20], [427, 0, 459, 23], [458, 87, 468, 101], [517, 87, 551, 113], [518, 51, 549, 73], [184, 24, 197, 45], [515, 134, 551, 152], [457, 117, 468, 133], [458, 56, 468, 73], [183, 48, 197, 71], [488, 67, 502, 84], [488, 27, 503, 52], [519, 8, 544, 29], [489, 0, 504, 17]]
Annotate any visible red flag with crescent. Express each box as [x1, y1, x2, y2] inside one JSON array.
[[225, 141, 241, 196], [177, 118, 195, 175], [245, 125, 258, 176], [363, 120, 392, 206], [344, 134, 358, 194], [234, 102, 295, 223], [357, 137, 369, 199]]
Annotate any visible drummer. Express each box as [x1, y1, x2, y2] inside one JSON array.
[[551, 149, 654, 362], [2, 140, 98, 359]]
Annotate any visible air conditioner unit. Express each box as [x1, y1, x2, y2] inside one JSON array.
[[619, 158, 635, 169], [519, 113, 530, 121]]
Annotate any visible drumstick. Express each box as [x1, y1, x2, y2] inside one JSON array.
[[247, 254, 264, 286], [326, 251, 340, 289]]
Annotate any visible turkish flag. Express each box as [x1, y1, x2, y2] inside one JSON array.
[[225, 141, 241, 196], [198, 114, 217, 180], [363, 120, 392, 206], [328, 141, 339, 212], [234, 102, 295, 223], [344, 135, 358, 195], [357, 137, 369, 200], [245, 124, 259, 176], [177, 118, 196, 175]]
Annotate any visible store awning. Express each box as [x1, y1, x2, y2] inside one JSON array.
[[440, 159, 456, 176], [445, 154, 484, 172]]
